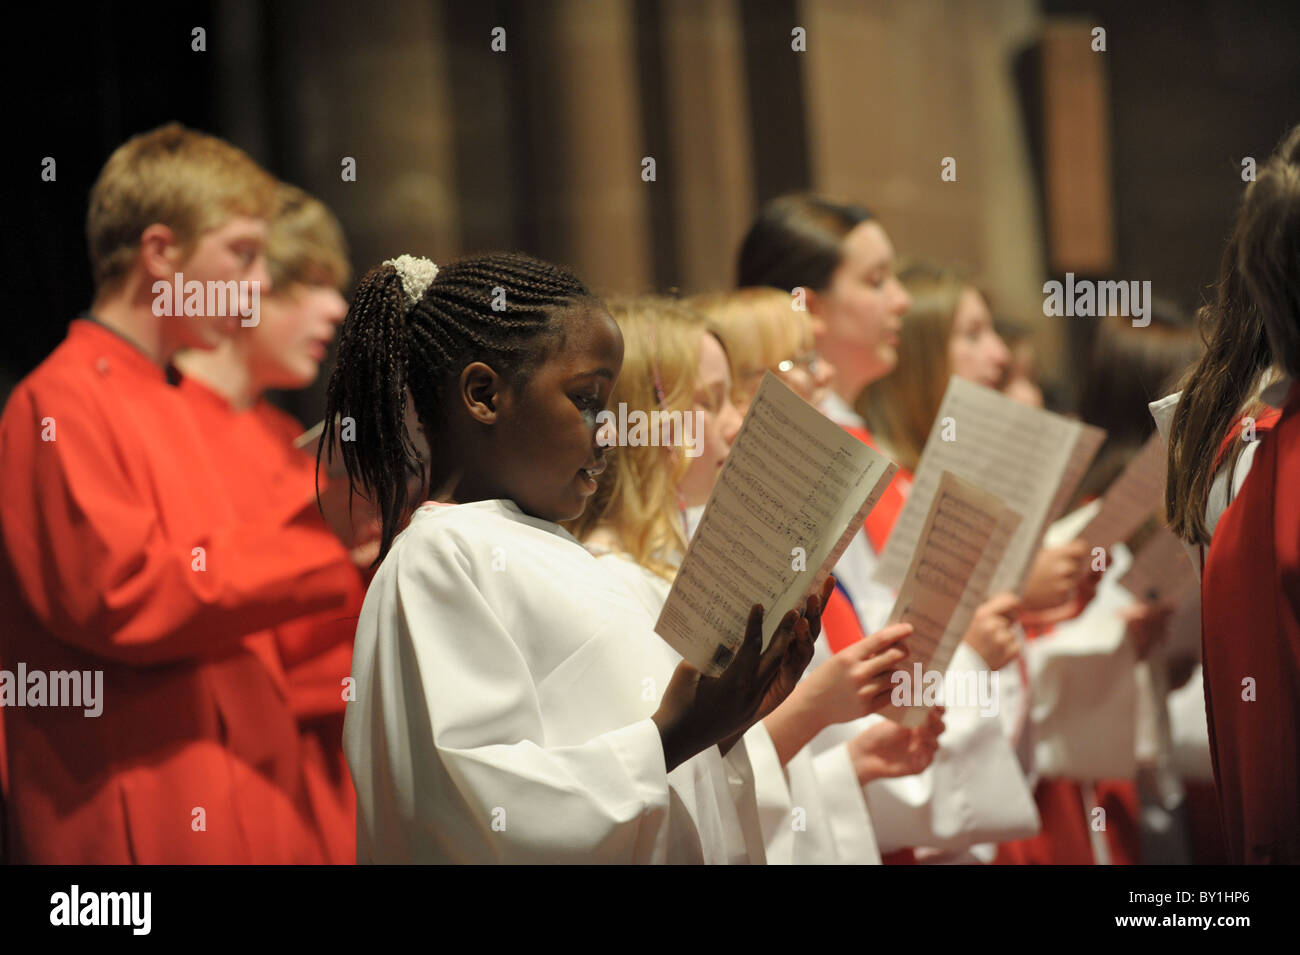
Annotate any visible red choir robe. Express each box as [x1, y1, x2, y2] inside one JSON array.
[[180, 377, 366, 865], [1201, 382, 1300, 863], [0, 319, 359, 863]]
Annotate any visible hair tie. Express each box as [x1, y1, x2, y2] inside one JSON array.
[[383, 254, 439, 310]]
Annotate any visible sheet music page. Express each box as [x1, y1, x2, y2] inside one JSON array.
[[1040, 423, 1107, 544], [1119, 526, 1199, 606], [656, 373, 897, 676], [1079, 432, 1167, 551], [875, 376, 1104, 596], [876, 472, 1022, 726], [293, 419, 324, 451]]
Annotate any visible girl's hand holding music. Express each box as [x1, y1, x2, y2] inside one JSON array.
[[963, 592, 1022, 670], [848, 707, 945, 784], [653, 601, 802, 773]]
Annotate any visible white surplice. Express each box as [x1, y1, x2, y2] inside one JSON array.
[[343, 499, 765, 863], [593, 550, 881, 864], [1027, 502, 1145, 781]]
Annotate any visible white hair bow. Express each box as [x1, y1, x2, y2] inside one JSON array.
[[383, 254, 439, 308]]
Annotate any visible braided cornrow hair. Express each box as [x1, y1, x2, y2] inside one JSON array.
[[319, 250, 597, 561]]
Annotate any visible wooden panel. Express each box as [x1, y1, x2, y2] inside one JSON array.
[[1040, 19, 1115, 273]]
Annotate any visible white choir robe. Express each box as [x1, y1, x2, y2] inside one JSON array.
[[343, 499, 768, 863], [1028, 501, 1146, 782], [594, 551, 881, 864]]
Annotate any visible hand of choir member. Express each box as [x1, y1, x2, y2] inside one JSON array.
[[762, 616, 911, 767], [653, 590, 815, 773], [962, 592, 1021, 669], [800, 621, 912, 724], [847, 707, 945, 784], [751, 576, 836, 722], [1020, 538, 1102, 625], [1119, 601, 1174, 660]]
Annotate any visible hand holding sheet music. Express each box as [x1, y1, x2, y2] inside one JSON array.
[[656, 373, 897, 676]]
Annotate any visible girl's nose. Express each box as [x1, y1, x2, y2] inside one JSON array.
[[889, 279, 912, 316], [326, 289, 348, 324]]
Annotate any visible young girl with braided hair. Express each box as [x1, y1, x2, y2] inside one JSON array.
[[325, 251, 821, 863]]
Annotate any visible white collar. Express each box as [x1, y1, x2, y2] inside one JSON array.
[[819, 390, 865, 428], [413, 498, 582, 546]]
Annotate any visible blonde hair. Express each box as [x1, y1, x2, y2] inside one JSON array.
[[567, 296, 715, 580], [856, 263, 968, 471], [266, 184, 351, 292], [86, 122, 278, 290], [689, 287, 810, 402]]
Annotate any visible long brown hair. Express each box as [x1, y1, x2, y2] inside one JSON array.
[[1165, 125, 1300, 544], [1239, 124, 1300, 380]]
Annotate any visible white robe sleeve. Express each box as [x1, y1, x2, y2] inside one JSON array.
[[1026, 535, 1141, 781], [863, 643, 1040, 854], [345, 531, 672, 864]]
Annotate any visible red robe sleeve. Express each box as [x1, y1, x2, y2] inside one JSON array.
[[0, 372, 357, 667]]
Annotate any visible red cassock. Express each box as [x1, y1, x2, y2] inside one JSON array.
[[0, 320, 358, 863], [180, 378, 366, 865], [1201, 383, 1300, 864]]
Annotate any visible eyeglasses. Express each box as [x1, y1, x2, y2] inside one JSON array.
[[776, 352, 820, 376]]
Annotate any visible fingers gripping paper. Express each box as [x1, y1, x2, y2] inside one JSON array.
[[656, 373, 897, 676], [874, 377, 1105, 596], [879, 471, 1022, 726]]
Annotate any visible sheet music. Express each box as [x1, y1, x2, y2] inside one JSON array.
[[875, 376, 1105, 597], [293, 419, 325, 451], [877, 472, 1022, 726], [656, 373, 897, 676], [1119, 526, 1199, 607], [1042, 424, 1107, 546], [1079, 432, 1167, 551]]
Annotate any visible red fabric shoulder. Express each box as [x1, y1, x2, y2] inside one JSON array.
[[840, 424, 909, 552]]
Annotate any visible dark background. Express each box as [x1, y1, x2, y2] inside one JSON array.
[[4, 0, 1299, 421]]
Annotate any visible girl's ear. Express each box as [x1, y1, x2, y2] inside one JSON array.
[[460, 361, 504, 424]]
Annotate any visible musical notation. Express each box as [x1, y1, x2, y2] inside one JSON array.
[[656, 373, 897, 676]]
